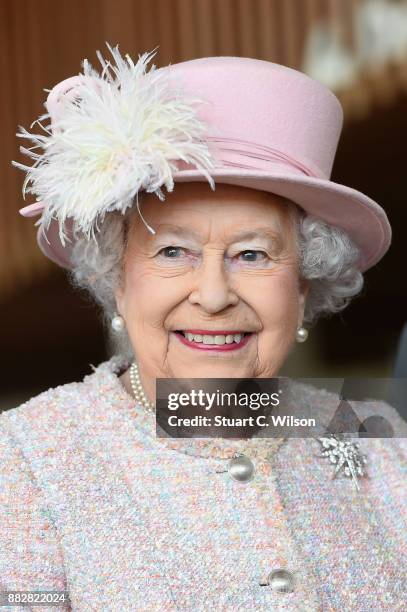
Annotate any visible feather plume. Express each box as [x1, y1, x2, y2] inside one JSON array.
[[12, 43, 217, 245]]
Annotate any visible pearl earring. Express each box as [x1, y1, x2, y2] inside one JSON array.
[[295, 326, 308, 343], [111, 314, 125, 332]]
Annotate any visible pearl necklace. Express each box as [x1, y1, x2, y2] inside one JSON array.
[[129, 361, 155, 413]]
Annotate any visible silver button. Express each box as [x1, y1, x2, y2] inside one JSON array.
[[267, 569, 295, 593], [228, 454, 254, 482]]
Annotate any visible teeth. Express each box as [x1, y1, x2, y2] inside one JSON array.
[[185, 332, 201, 343], [183, 332, 247, 344]]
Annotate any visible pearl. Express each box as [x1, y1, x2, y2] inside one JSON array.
[[111, 315, 125, 332], [295, 327, 308, 343]]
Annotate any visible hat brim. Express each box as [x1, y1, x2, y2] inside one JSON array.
[[35, 168, 391, 272]]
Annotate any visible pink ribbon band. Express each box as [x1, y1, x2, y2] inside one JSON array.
[[205, 136, 325, 179]]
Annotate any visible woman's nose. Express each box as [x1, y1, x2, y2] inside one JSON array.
[[188, 256, 239, 313]]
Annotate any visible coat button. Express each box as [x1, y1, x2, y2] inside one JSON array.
[[267, 569, 295, 593], [228, 454, 255, 482]]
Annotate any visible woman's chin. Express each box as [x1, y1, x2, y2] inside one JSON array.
[[167, 355, 259, 379]]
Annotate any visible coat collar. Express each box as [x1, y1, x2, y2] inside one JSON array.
[[90, 354, 291, 461]]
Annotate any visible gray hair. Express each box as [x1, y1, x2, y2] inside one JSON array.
[[68, 193, 363, 358]]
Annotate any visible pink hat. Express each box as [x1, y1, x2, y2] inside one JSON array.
[[14, 44, 391, 272]]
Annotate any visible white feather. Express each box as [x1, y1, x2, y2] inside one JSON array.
[[12, 43, 217, 245]]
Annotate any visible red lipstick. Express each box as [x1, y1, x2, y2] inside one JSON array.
[[172, 331, 253, 351]]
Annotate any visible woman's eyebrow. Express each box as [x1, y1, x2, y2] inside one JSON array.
[[154, 225, 282, 243], [230, 228, 282, 243], [154, 225, 202, 240], [230, 228, 284, 254]]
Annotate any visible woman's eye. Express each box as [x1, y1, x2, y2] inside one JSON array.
[[157, 246, 186, 258], [238, 250, 268, 262]]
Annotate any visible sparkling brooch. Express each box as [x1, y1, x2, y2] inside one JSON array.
[[314, 434, 368, 490]]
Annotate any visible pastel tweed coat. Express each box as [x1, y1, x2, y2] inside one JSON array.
[[0, 355, 406, 611]]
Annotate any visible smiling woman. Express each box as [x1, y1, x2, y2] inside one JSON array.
[[2, 44, 406, 610], [117, 182, 305, 384], [69, 181, 362, 394]]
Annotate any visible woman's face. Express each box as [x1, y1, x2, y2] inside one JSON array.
[[115, 182, 308, 380]]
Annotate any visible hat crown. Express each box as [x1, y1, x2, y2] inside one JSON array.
[[163, 56, 344, 180]]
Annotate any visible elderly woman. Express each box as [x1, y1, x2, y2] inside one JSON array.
[[1, 44, 406, 611]]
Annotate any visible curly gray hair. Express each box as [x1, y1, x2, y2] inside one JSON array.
[[68, 192, 363, 359]]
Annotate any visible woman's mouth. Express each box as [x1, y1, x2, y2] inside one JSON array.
[[172, 330, 254, 351]]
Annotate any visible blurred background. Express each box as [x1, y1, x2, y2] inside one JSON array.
[[1, 0, 407, 410]]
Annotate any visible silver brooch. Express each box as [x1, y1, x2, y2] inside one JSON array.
[[314, 434, 368, 490]]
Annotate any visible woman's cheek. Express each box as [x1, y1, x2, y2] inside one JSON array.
[[124, 275, 186, 337], [259, 273, 300, 326]]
